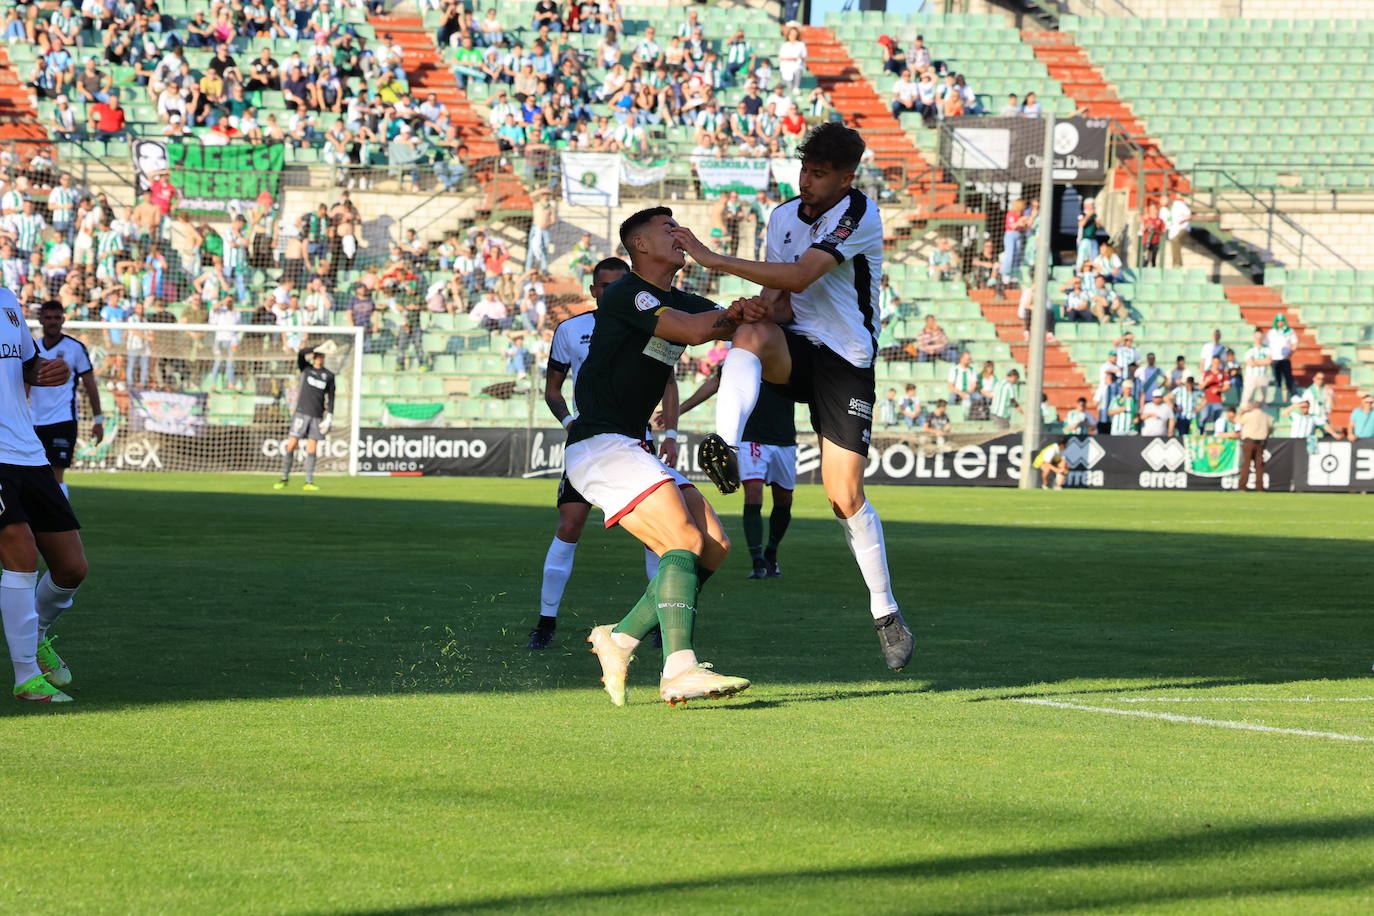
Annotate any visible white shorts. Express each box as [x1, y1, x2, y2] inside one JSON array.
[[738, 442, 797, 490], [565, 433, 692, 528]]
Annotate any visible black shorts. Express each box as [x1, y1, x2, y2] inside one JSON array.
[[35, 420, 79, 469], [556, 473, 591, 507], [0, 463, 81, 533], [782, 329, 876, 456]]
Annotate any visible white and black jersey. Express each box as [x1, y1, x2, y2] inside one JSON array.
[[0, 288, 49, 466], [294, 351, 336, 418], [30, 333, 93, 427], [548, 310, 595, 382], [767, 189, 884, 369]]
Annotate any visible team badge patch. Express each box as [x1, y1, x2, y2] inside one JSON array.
[[4, 309, 18, 327], [634, 290, 660, 312], [826, 214, 858, 243]]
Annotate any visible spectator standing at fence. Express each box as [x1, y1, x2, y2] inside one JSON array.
[[1266, 314, 1298, 403], [999, 199, 1028, 290], [989, 368, 1021, 431], [1108, 379, 1138, 435], [777, 27, 807, 94], [1240, 328, 1271, 407], [1141, 201, 1164, 268], [1346, 392, 1374, 440], [1237, 400, 1273, 491], [1064, 397, 1094, 435], [1284, 396, 1334, 442], [1170, 377, 1200, 435]]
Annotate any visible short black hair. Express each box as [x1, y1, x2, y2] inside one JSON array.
[[1058, 436, 1070, 445], [40, 299, 63, 313], [618, 206, 672, 254], [592, 256, 629, 284], [796, 122, 865, 174]]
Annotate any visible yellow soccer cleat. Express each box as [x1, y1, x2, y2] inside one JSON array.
[[659, 663, 750, 707], [302, 483, 320, 492], [587, 624, 635, 707]]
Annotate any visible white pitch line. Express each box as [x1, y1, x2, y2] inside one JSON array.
[[1016, 698, 1374, 743], [1113, 696, 1374, 703]]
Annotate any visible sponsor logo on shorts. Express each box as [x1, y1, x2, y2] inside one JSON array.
[[634, 290, 660, 312], [847, 397, 873, 420]]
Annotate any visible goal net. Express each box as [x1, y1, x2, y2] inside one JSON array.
[[41, 321, 363, 475]]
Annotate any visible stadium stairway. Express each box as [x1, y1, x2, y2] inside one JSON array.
[[1021, 30, 1187, 206], [0, 47, 48, 147], [799, 26, 977, 237], [367, 12, 498, 161], [1223, 285, 1360, 413], [970, 287, 1093, 412]]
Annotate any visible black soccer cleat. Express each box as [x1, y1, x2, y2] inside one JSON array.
[[526, 617, 556, 650], [763, 551, 782, 578], [873, 611, 914, 672], [746, 558, 768, 579], [697, 434, 740, 494]]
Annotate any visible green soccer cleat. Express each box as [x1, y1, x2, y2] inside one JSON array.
[[302, 483, 320, 492], [36, 636, 71, 687], [273, 479, 288, 490], [14, 673, 73, 703]]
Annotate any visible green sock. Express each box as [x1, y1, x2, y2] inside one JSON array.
[[655, 549, 699, 659], [613, 580, 660, 640], [742, 503, 764, 560], [766, 504, 792, 555]]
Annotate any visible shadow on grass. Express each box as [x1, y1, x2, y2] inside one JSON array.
[[322, 816, 1374, 915], [6, 484, 1369, 715]]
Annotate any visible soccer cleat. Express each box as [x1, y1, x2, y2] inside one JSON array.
[[697, 434, 740, 494], [273, 479, 288, 490], [14, 673, 73, 703], [747, 558, 768, 579], [526, 617, 556, 650], [36, 636, 71, 687], [659, 663, 751, 707], [302, 483, 320, 491], [764, 552, 782, 578], [587, 624, 634, 707], [873, 611, 915, 672]]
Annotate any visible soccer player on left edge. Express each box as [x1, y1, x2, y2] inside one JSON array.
[[675, 372, 796, 579], [0, 286, 90, 702], [528, 256, 676, 650], [571, 206, 765, 707], [31, 300, 105, 499], [275, 345, 336, 491]]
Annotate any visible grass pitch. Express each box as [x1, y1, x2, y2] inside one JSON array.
[[2, 475, 1372, 915]]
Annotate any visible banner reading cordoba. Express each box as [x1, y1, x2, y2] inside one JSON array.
[[131, 141, 285, 213], [561, 152, 620, 206], [695, 158, 771, 198]]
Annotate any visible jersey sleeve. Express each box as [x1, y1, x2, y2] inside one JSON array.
[[765, 207, 786, 262], [603, 281, 668, 335], [547, 321, 574, 373], [70, 340, 93, 375], [811, 194, 883, 265]]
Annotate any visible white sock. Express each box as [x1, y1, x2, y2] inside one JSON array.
[[539, 536, 578, 618], [663, 648, 698, 680], [715, 348, 763, 447], [644, 547, 659, 581], [837, 501, 899, 619], [1, 570, 41, 686], [59, 482, 69, 498], [36, 571, 79, 640]]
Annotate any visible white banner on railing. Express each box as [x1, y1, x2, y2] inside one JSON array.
[[694, 157, 771, 198], [769, 158, 801, 198], [621, 157, 670, 187], [560, 152, 620, 207]]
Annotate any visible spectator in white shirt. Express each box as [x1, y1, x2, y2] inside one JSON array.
[[1021, 92, 1042, 117], [1140, 389, 1175, 438], [1166, 189, 1191, 268], [777, 27, 807, 93], [1241, 328, 1272, 406], [890, 69, 921, 120], [1198, 328, 1225, 375], [1266, 314, 1298, 402]]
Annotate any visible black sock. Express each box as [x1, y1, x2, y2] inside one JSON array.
[[535, 615, 556, 631], [695, 564, 714, 604], [742, 503, 764, 560], [766, 504, 792, 557]]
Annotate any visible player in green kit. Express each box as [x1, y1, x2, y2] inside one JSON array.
[[677, 374, 796, 578], [568, 207, 766, 707]]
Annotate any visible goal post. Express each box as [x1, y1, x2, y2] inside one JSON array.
[[36, 321, 364, 475]]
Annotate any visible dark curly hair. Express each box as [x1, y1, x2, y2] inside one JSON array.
[[796, 122, 865, 173], [618, 206, 673, 253]]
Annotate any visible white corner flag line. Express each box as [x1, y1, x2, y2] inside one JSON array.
[[1017, 698, 1374, 743]]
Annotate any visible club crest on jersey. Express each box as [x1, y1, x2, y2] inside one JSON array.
[[634, 290, 660, 312], [3, 309, 17, 327], [783, 231, 792, 244]]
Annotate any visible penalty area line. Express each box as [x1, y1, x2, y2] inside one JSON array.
[[1113, 697, 1374, 703], [1015, 698, 1374, 743]]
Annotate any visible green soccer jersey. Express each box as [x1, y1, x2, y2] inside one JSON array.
[[569, 272, 719, 445], [743, 381, 797, 447]]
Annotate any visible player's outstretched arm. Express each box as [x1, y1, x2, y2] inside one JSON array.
[[678, 372, 721, 416], [544, 366, 571, 427], [671, 225, 834, 294], [652, 299, 757, 346]]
